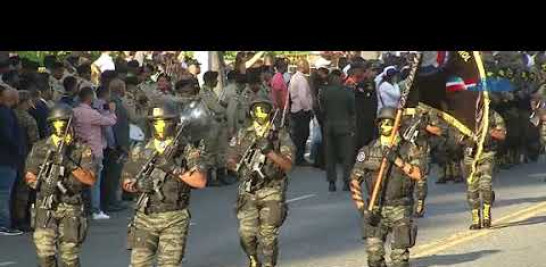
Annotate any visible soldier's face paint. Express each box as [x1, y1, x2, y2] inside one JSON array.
[[52, 120, 67, 136], [379, 119, 394, 137], [253, 106, 270, 125], [153, 119, 167, 140]]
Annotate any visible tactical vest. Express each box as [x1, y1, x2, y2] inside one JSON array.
[[36, 143, 86, 206], [142, 168, 192, 214], [238, 132, 285, 193], [363, 141, 415, 207]]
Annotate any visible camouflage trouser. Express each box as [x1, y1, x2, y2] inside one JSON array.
[[130, 209, 190, 267], [464, 153, 495, 209], [439, 159, 462, 181], [32, 203, 87, 267], [364, 205, 416, 267], [237, 188, 288, 267], [207, 119, 228, 169]]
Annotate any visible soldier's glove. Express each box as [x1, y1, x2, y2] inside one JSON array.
[[363, 210, 380, 227], [155, 156, 178, 175], [383, 147, 399, 164], [136, 178, 154, 193], [257, 138, 274, 155]]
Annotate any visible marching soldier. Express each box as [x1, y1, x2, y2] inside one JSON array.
[[24, 105, 96, 267], [349, 107, 427, 267], [200, 71, 230, 186], [464, 110, 506, 229], [400, 107, 444, 218], [226, 98, 295, 267], [122, 104, 208, 267]]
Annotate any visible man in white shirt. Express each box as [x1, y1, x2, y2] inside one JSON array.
[[289, 59, 314, 165], [93, 51, 115, 73], [376, 67, 400, 113]]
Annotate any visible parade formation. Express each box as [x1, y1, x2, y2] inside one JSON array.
[[1, 50, 546, 266]]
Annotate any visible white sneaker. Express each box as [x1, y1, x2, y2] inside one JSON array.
[[93, 211, 110, 220]]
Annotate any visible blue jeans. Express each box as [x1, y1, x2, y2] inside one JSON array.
[[0, 166, 17, 228], [91, 156, 104, 213]]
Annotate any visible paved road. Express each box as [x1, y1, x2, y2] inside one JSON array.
[[2, 159, 546, 267]]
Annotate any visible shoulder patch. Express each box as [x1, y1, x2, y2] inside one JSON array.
[[357, 151, 366, 162]]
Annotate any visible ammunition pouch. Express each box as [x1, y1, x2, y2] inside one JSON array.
[[132, 228, 156, 250], [34, 207, 53, 229], [262, 201, 287, 227], [62, 216, 88, 244], [392, 218, 417, 249], [363, 223, 382, 239]]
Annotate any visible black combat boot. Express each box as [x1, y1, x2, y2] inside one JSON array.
[[469, 209, 481, 230], [482, 204, 492, 228], [328, 181, 336, 192], [414, 200, 425, 217], [248, 255, 262, 267]]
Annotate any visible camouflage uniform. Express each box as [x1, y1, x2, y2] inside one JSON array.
[[14, 109, 40, 149], [464, 110, 506, 229], [25, 138, 94, 267], [123, 140, 206, 267], [351, 137, 427, 267], [13, 109, 40, 228], [226, 84, 251, 137], [200, 84, 229, 180], [228, 126, 295, 267], [49, 76, 66, 103]]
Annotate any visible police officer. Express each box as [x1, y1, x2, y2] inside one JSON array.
[[349, 107, 427, 267], [464, 110, 506, 229], [200, 71, 229, 186], [24, 105, 96, 267], [122, 104, 208, 267], [226, 98, 295, 267]]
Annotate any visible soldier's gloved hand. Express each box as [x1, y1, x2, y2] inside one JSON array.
[[363, 210, 380, 227], [383, 147, 399, 164], [136, 178, 154, 193], [257, 138, 274, 155], [155, 156, 177, 174]]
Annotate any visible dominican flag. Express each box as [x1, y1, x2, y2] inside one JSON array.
[[446, 76, 478, 92], [407, 51, 486, 133]]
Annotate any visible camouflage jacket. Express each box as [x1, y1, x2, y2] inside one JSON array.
[[122, 139, 207, 213], [466, 110, 506, 160], [25, 137, 93, 205], [14, 109, 40, 150], [227, 125, 295, 193], [200, 85, 226, 121], [352, 138, 427, 206]]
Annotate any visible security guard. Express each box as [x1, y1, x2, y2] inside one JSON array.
[[122, 104, 208, 267], [226, 98, 295, 267], [349, 107, 427, 267], [24, 105, 96, 267]]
